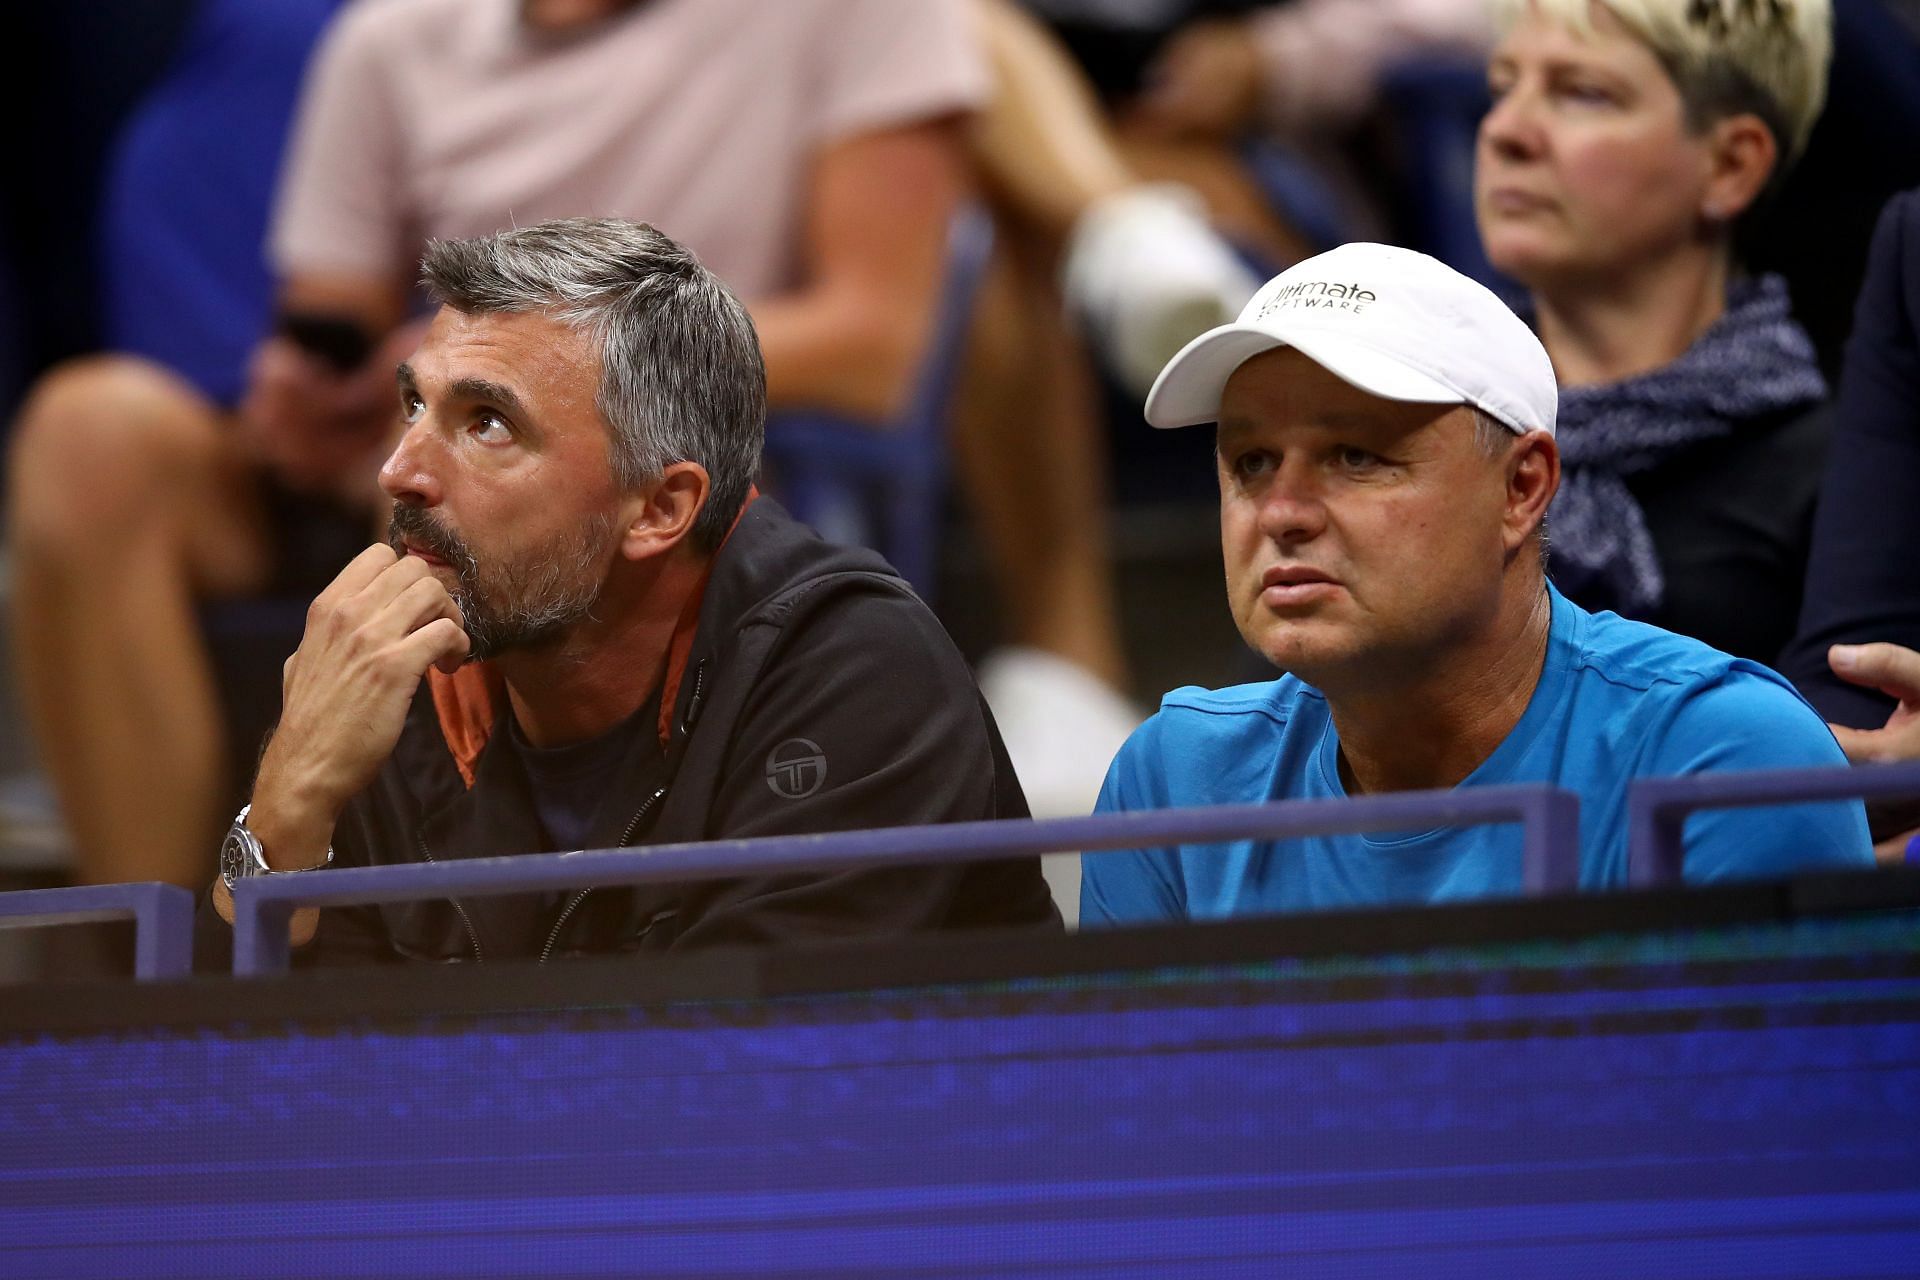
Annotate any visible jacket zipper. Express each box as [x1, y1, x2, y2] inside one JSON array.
[[682, 661, 707, 732], [417, 832, 485, 963], [538, 783, 670, 963]]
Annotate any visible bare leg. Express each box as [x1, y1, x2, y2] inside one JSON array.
[[8, 356, 272, 887], [970, 0, 1310, 260], [969, 0, 1267, 400], [953, 222, 1127, 688], [969, 0, 1133, 234]]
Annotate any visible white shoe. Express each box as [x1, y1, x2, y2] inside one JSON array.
[[978, 647, 1143, 820], [1062, 183, 1260, 400]]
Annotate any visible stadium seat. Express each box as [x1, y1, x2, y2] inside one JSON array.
[[761, 205, 996, 601]]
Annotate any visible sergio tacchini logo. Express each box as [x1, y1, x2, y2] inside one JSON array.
[[765, 738, 827, 799]]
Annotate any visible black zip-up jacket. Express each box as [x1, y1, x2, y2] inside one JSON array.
[[197, 499, 1059, 968]]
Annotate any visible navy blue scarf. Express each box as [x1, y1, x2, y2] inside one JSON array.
[[1545, 275, 1826, 618]]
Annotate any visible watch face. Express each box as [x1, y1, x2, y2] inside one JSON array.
[[219, 824, 256, 889]]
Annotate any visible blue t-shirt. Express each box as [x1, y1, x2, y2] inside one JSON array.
[[1083, 587, 1874, 925]]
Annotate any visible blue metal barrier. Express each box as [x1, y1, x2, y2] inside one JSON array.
[[1628, 760, 1920, 887], [0, 882, 196, 980], [230, 784, 1579, 975]]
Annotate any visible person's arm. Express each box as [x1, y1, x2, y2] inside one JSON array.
[[968, 0, 1135, 234], [664, 582, 1056, 949], [1819, 642, 1920, 861], [1077, 718, 1189, 927], [1643, 672, 1875, 885], [1826, 643, 1920, 765], [193, 867, 395, 972], [1781, 190, 1920, 725], [1130, 0, 1492, 141], [748, 118, 971, 423], [746, 0, 983, 422], [237, 273, 417, 497], [238, 0, 419, 494], [206, 544, 470, 945]]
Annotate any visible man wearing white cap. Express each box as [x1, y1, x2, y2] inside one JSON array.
[[1082, 243, 1871, 925]]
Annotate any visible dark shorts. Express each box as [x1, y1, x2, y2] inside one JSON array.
[[203, 474, 376, 799], [256, 471, 380, 597]]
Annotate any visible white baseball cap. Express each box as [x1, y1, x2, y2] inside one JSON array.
[[1143, 242, 1557, 436]]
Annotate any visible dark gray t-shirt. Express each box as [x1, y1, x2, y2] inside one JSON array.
[[507, 695, 661, 854]]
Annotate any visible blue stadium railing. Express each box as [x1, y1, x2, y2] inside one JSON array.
[[0, 882, 195, 981], [1629, 759, 1920, 886], [227, 785, 1580, 977], [8, 761, 1917, 982]]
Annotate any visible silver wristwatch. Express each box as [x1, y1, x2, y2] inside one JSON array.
[[219, 804, 334, 890]]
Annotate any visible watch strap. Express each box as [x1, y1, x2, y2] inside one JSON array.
[[233, 803, 335, 876]]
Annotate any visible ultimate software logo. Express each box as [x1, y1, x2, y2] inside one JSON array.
[[1258, 279, 1378, 317]]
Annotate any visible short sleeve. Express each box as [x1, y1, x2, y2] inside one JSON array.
[[267, 3, 414, 282], [1646, 669, 1875, 883], [1080, 718, 1189, 927], [803, 0, 990, 145]]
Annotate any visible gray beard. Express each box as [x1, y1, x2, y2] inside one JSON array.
[[388, 505, 616, 662]]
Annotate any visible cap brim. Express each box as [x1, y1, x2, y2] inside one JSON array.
[[1143, 323, 1468, 428]]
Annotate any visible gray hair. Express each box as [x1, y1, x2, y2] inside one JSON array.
[[1468, 408, 1552, 569], [420, 218, 765, 552], [1470, 407, 1514, 458]]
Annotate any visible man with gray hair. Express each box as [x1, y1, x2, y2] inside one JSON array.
[[1082, 242, 1871, 927], [204, 218, 1056, 965]]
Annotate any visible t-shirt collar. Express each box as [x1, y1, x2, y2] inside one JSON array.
[[1312, 584, 1575, 813]]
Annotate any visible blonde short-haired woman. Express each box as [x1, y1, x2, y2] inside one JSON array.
[[1477, 0, 1832, 661]]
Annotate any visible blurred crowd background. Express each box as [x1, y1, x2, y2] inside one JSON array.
[[0, 0, 1917, 941]]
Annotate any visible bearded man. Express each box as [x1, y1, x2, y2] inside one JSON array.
[[203, 218, 1056, 966]]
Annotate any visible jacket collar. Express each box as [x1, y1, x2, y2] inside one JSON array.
[[425, 489, 770, 786], [412, 494, 902, 847]]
